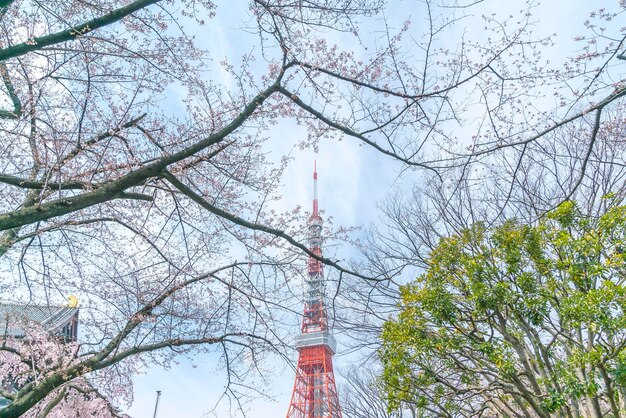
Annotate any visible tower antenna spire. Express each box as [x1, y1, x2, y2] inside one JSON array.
[[313, 160, 318, 216]]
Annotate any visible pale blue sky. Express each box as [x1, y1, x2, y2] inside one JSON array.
[[124, 1, 612, 416]]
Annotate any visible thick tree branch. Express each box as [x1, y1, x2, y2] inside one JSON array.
[[115, 192, 153, 202], [0, 174, 90, 190], [0, 83, 280, 231], [0, 0, 160, 62], [0, 388, 14, 401], [35, 387, 67, 418], [0, 63, 21, 118], [0, 1, 15, 22]]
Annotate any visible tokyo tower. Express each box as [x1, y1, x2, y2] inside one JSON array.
[[286, 163, 342, 418]]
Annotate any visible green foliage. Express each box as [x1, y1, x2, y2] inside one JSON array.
[[380, 201, 626, 417]]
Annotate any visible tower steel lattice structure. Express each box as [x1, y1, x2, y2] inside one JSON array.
[[286, 164, 342, 418]]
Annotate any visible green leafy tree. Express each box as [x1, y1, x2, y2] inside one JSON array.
[[380, 201, 626, 418]]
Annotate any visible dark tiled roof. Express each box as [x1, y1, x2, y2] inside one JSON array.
[[0, 302, 78, 337]]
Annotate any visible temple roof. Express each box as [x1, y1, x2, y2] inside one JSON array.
[[0, 302, 78, 338]]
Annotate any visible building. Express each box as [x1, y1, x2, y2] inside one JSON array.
[[0, 297, 79, 408], [0, 297, 79, 342]]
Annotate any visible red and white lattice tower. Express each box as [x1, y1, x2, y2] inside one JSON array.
[[286, 163, 342, 418]]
